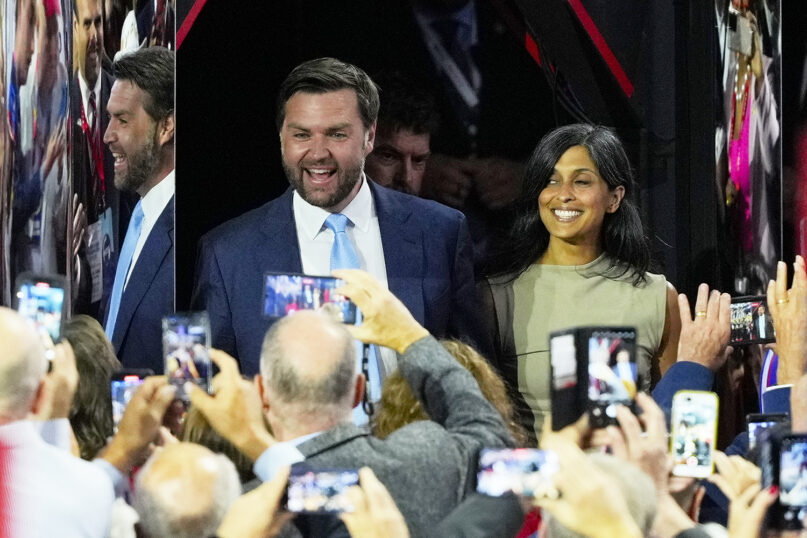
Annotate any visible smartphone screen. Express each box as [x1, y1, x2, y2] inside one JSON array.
[[263, 273, 357, 324], [163, 312, 212, 400], [587, 329, 638, 427], [671, 391, 719, 478], [110, 374, 145, 429], [779, 436, 807, 527], [476, 448, 559, 498], [549, 331, 582, 431], [285, 468, 360, 513], [747, 413, 788, 449], [730, 295, 775, 346], [15, 276, 65, 342]]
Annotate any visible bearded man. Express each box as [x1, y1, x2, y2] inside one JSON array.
[[191, 57, 484, 384], [102, 46, 175, 372]]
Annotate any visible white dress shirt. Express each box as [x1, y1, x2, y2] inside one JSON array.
[[125, 170, 175, 287]]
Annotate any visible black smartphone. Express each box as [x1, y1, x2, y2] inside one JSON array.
[[761, 432, 807, 530], [110, 369, 153, 429], [14, 273, 66, 342], [476, 448, 559, 498], [550, 326, 639, 430], [747, 413, 789, 450], [162, 312, 212, 401], [587, 328, 639, 428], [285, 467, 360, 514], [263, 273, 358, 324], [730, 295, 775, 346]]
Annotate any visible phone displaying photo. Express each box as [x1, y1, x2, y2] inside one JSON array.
[[14, 273, 66, 342], [264, 273, 358, 324], [110, 369, 152, 429], [730, 295, 775, 346], [671, 391, 719, 478], [476, 448, 559, 498], [285, 467, 360, 514], [162, 312, 212, 400], [747, 413, 788, 450], [778, 435, 807, 529], [587, 328, 638, 428]]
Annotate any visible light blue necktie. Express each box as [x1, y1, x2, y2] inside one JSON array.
[[324, 213, 382, 425], [105, 202, 144, 339]]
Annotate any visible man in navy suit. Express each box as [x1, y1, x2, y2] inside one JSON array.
[[192, 57, 484, 378], [103, 47, 175, 373]]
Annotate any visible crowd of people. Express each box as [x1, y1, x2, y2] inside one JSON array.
[[0, 30, 804, 538]]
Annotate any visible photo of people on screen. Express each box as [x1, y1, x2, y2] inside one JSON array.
[[263, 274, 357, 324], [286, 469, 359, 513], [587, 335, 638, 406], [780, 441, 807, 509], [672, 406, 715, 467], [730, 299, 775, 343]]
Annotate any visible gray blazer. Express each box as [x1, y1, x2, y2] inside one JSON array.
[[296, 336, 514, 537]]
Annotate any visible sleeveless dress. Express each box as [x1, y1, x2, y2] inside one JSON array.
[[487, 254, 667, 440]]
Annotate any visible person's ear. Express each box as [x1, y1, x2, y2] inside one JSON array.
[[352, 373, 366, 409], [254, 374, 269, 411], [364, 121, 376, 155], [157, 112, 174, 147], [607, 185, 625, 213], [28, 378, 47, 416]]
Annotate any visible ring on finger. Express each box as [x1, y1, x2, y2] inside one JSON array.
[[695, 311, 707, 317], [777, 298, 789, 304]]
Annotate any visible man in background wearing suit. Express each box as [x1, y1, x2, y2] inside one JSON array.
[[102, 46, 174, 373], [189, 270, 512, 537], [192, 57, 485, 382]]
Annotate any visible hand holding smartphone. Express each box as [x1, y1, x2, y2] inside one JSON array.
[[264, 273, 358, 324], [285, 467, 360, 513], [110, 369, 153, 429], [476, 448, 559, 498], [14, 273, 66, 343]]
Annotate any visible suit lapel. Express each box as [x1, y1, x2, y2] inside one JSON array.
[[371, 182, 425, 322], [112, 197, 174, 349], [253, 188, 303, 274]]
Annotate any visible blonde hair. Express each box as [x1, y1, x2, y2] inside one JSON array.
[[373, 339, 529, 445]]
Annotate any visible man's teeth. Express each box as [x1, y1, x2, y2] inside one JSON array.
[[553, 209, 582, 220], [113, 153, 124, 163]]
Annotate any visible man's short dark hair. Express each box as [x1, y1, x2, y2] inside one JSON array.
[[113, 46, 174, 122], [374, 70, 439, 136], [276, 57, 380, 132]]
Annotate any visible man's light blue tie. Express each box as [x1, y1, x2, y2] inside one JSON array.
[[324, 213, 381, 425], [105, 202, 144, 339]]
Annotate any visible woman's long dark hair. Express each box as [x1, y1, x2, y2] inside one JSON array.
[[490, 124, 652, 286]]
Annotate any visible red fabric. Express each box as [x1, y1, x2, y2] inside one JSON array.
[[516, 508, 542, 538], [0, 440, 12, 538]]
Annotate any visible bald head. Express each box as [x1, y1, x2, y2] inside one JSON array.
[[260, 311, 357, 428], [132, 442, 241, 538], [0, 307, 48, 422]]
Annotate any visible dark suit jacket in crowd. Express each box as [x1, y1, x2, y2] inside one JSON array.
[[191, 181, 485, 375], [105, 196, 174, 373], [294, 336, 513, 537]]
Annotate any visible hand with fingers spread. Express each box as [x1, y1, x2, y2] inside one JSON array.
[[767, 256, 807, 385], [677, 283, 732, 371], [537, 433, 644, 538], [71, 193, 87, 259], [708, 451, 762, 502], [727, 483, 778, 538], [189, 349, 275, 461], [340, 467, 410, 538], [332, 269, 429, 354], [33, 341, 79, 420], [217, 466, 293, 538], [102, 376, 176, 473]]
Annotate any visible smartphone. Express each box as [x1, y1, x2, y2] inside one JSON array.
[[110, 369, 153, 429], [162, 312, 212, 400], [747, 413, 788, 450], [14, 273, 66, 342], [587, 328, 638, 428], [263, 273, 358, 324], [730, 295, 775, 346], [285, 467, 359, 514], [549, 330, 585, 431], [777, 435, 807, 529], [671, 391, 719, 478], [728, 6, 753, 56], [476, 448, 559, 498]]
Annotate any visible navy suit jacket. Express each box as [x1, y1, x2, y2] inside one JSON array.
[[191, 182, 483, 375], [105, 196, 174, 373]]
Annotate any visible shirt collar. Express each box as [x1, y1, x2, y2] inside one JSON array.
[[140, 169, 175, 223], [292, 174, 374, 240], [78, 69, 103, 113]]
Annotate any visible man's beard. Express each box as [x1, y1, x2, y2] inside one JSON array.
[[283, 156, 365, 210], [115, 124, 160, 193]]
